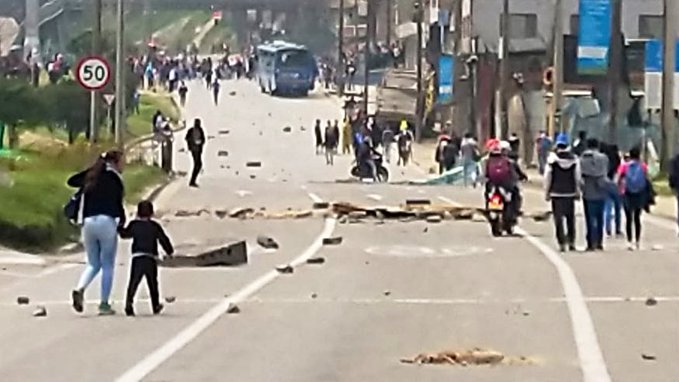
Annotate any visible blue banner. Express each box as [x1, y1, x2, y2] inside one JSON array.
[[577, 0, 612, 75], [644, 39, 679, 73], [438, 54, 453, 104]]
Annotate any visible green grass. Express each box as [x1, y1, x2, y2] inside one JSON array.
[[199, 21, 236, 54], [0, 146, 167, 252], [127, 92, 180, 138]]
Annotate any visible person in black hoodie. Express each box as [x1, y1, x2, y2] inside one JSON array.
[[602, 143, 622, 236], [185, 118, 206, 187], [544, 134, 582, 252], [119, 200, 174, 316], [68, 150, 126, 315]]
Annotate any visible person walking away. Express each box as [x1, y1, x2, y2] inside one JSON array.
[[168, 65, 178, 92], [397, 121, 413, 166], [460, 133, 479, 187], [580, 139, 611, 251], [669, 151, 679, 234], [332, 119, 341, 151], [617, 147, 649, 250], [602, 143, 622, 236], [342, 117, 352, 155], [211, 78, 220, 106], [435, 137, 449, 174], [442, 138, 458, 173], [178, 81, 188, 107], [382, 126, 395, 163], [314, 119, 324, 155], [185, 118, 206, 187], [544, 134, 581, 252], [324, 121, 338, 165], [68, 150, 126, 315], [572, 130, 587, 156], [536, 131, 552, 175], [132, 88, 141, 115], [119, 200, 174, 316]]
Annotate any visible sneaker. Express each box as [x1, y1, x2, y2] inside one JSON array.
[[152, 304, 164, 315], [125, 306, 135, 317], [627, 242, 635, 251], [71, 289, 84, 313], [596, 244, 604, 251], [98, 302, 116, 316]]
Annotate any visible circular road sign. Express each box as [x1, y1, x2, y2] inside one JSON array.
[[76, 56, 111, 91]]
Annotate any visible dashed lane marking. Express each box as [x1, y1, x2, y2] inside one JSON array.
[[438, 195, 611, 382]]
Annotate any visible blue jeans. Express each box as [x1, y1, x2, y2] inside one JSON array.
[[463, 160, 477, 187], [77, 215, 119, 304], [583, 199, 606, 249], [604, 193, 622, 235]]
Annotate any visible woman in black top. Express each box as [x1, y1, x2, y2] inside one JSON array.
[[68, 150, 126, 315]]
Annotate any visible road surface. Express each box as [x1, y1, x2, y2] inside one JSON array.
[[0, 80, 677, 382]]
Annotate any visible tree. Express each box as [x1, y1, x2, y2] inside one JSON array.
[[41, 80, 90, 144], [0, 79, 43, 148]]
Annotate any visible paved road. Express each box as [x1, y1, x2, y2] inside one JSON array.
[[0, 80, 677, 382]]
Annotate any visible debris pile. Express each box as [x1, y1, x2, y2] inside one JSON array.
[[401, 348, 535, 367]]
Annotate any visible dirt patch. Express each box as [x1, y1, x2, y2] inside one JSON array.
[[400, 348, 537, 367]]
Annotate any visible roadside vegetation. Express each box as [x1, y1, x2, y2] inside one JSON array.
[[0, 79, 175, 252]]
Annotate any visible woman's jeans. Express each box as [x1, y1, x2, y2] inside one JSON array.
[[463, 160, 477, 187], [77, 215, 119, 304], [604, 192, 622, 235]]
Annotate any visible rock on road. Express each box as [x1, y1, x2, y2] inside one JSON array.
[[0, 80, 677, 382]]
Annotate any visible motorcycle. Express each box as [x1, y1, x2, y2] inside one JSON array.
[[351, 153, 390, 182], [486, 186, 516, 237]]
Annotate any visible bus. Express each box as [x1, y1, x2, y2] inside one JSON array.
[[256, 41, 317, 96]]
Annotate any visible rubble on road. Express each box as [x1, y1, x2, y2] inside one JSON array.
[[217, 150, 229, 157], [227, 303, 240, 314], [283, 126, 292, 133], [162, 240, 247, 267], [275, 265, 294, 274], [401, 348, 535, 367], [645, 297, 658, 306], [32, 306, 47, 317], [322, 237, 343, 245], [257, 235, 279, 249], [312, 202, 330, 209], [17, 296, 29, 305], [165, 296, 176, 303], [246, 161, 262, 168], [306, 257, 326, 264], [229, 91, 237, 96], [641, 353, 657, 361], [218, 130, 230, 135], [175, 209, 210, 218], [229, 207, 255, 219]]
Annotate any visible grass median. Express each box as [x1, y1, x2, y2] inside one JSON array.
[[0, 94, 176, 253]]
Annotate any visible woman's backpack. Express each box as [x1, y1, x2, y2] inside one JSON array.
[[625, 161, 647, 194]]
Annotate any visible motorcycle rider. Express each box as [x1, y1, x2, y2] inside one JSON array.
[[356, 135, 379, 181], [483, 140, 521, 222]]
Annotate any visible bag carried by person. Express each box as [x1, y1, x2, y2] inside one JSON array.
[[63, 189, 84, 225], [625, 161, 646, 194], [486, 156, 511, 184]]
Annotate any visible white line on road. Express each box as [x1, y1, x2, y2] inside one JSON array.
[[115, 217, 337, 382], [366, 194, 383, 201], [438, 196, 611, 382]]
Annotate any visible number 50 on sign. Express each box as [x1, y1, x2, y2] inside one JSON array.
[[76, 56, 111, 91]]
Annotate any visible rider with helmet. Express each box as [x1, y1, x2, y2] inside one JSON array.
[[483, 140, 525, 219]]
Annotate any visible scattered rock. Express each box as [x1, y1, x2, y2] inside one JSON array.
[[283, 126, 292, 133], [300, 126, 307, 131], [522, 311, 531, 317], [322, 236, 343, 246], [257, 235, 279, 249], [312, 202, 330, 209], [423, 227, 429, 233], [229, 207, 254, 219], [178, 148, 186, 153], [365, 261, 370, 265], [229, 91, 237, 96], [338, 215, 349, 224], [214, 210, 228, 219], [217, 150, 229, 157], [453, 209, 475, 220], [311, 293, 318, 299], [383, 290, 391, 296], [164, 296, 176, 303], [227, 303, 240, 314], [426, 215, 443, 223], [306, 257, 326, 265], [641, 353, 657, 361], [32, 306, 47, 317], [246, 161, 262, 168], [645, 297, 658, 307], [532, 211, 553, 222], [235, 171, 240, 176], [275, 265, 294, 274], [405, 199, 431, 206], [218, 130, 230, 135], [17, 296, 30, 305], [250, 175, 256, 179], [207, 135, 216, 140]]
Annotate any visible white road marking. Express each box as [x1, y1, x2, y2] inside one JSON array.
[[0, 256, 46, 266], [115, 218, 336, 382], [306, 192, 324, 203], [235, 190, 252, 197], [366, 194, 383, 201], [365, 245, 493, 258], [438, 195, 611, 382]]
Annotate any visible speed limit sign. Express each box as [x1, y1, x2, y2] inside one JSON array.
[[76, 56, 111, 91]]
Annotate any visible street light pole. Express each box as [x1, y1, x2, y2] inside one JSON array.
[[499, 0, 510, 139], [89, 0, 102, 143], [414, 2, 424, 142], [114, 0, 125, 148], [661, 0, 676, 170], [338, 0, 345, 97], [549, 0, 564, 137], [363, 0, 371, 114]]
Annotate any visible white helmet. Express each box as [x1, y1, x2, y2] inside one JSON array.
[[500, 140, 511, 151]]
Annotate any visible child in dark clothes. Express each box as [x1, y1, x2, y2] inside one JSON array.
[[119, 200, 174, 316]]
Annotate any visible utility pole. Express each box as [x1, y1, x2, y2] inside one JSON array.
[[549, 0, 564, 137], [89, 0, 102, 143], [363, 0, 372, 114], [607, 0, 622, 143], [385, 0, 392, 47], [114, 0, 125, 148], [661, 0, 676, 170], [338, 0, 345, 97], [414, 2, 424, 142], [499, 0, 510, 139]]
